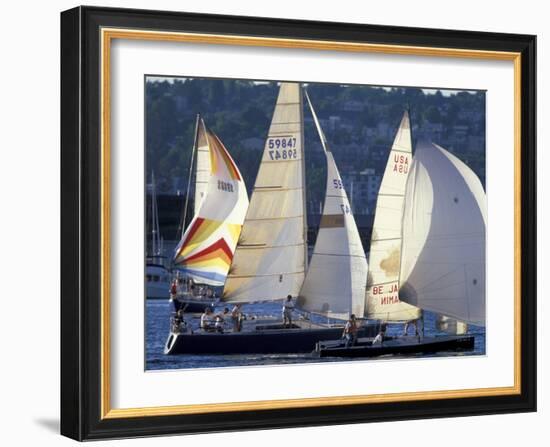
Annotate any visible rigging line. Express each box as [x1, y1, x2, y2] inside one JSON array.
[[179, 113, 201, 241]]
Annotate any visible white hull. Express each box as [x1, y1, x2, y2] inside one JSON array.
[[146, 264, 170, 299]]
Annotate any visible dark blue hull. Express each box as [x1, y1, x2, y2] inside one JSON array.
[[171, 298, 216, 313], [316, 335, 475, 358], [164, 324, 378, 355]]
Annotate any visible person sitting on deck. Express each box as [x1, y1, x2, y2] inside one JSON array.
[[342, 314, 358, 348], [231, 304, 242, 332], [282, 295, 295, 328], [200, 307, 215, 332], [214, 308, 230, 333], [373, 327, 386, 345]]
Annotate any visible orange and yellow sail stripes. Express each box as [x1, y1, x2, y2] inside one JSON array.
[[173, 217, 243, 285], [206, 129, 242, 181]]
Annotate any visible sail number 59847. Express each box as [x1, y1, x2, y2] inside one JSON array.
[[267, 137, 298, 160]]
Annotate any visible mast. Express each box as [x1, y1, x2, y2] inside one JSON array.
[[298, 90, 368, 319], [300, 86, 308, 272], [178, 113, 201, 240], [223, 82, 307, 302], [150, 171, 161, 258]]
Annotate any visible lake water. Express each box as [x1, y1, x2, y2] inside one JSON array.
[[145, 299, 486, 371]]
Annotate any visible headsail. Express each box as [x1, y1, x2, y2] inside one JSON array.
[[365, 111, 421, 321], [298, 91, 368, 319], [399, 142, 486, 326], [173, 120, 249, 286], [223, 82, 307, 302]]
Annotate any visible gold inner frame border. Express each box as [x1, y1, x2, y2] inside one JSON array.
[[99, 27, 522, 419]]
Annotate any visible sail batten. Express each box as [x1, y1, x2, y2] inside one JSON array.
[[173, 120, 249, 286], [298, 91, 368, 318], [223, 82, 307, 302], [365, 111, 421, 321]]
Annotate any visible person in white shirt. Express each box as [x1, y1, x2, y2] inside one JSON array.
[[282, 295, 295, 328], [200, 308, 214, 332], [372, 328, 385, 345]]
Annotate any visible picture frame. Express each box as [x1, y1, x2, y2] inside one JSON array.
[[60, 5, 536, 441]]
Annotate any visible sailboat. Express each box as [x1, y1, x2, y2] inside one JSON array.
[[146, 172, 171, 299], [170, 117, 249, 312], [316, 131, 486, 357], [164, 83, 376, 355]]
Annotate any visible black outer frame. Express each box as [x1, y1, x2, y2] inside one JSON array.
[[60, 5, 536, 441]]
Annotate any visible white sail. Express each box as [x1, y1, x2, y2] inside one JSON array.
[[223, 83, 307, 302], [365, 111, 421, 321], [399, 142, 486, 326], [194, 122, 211, 215], [298, 92, 368, 319], [173, 120, 249, 286]]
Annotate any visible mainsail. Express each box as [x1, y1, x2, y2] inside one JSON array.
[[298, 92, 368, 319], [399, 142, 486, 326], [365, 111, 421, 321], [194, 118, 211, 215], [223, 82, 307, 302], [173, 120, 249, 286]]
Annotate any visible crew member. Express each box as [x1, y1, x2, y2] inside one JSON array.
[[282, 295, 295, 328], [200, 307, 214, 332], [214, 308, 230, 333], [373, 327, 386, 345], [169, 278, 179, 311], [231, 304, 242, 332], [342, 314, 358, 348]]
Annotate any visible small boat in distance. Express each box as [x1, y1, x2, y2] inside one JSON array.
[[146, 172, 171, 299], [171, 116, 249, 312]]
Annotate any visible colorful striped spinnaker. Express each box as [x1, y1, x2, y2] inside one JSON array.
[[173, 120, 249, 286]]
